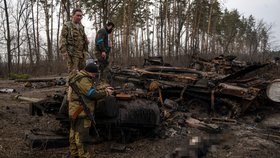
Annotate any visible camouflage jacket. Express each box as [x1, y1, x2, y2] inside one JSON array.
[[59, 21, 88, 58], [95, 28, 110, 53], [68, 70, 107, 118]]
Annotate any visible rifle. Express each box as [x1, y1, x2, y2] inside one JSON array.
[[69, 82, 100, 138]]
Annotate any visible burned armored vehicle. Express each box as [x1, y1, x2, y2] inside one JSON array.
[[25, 88, 160, 149]]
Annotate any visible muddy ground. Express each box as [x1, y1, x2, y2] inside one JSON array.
[[0, 78, 280, 158]]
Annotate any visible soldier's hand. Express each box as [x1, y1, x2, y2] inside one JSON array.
[[105, 87, 114, 96], [101, 52, 107, 59], [85, 37, 90, 44], [62, 53, 68, 60]]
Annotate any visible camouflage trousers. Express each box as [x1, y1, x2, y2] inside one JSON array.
[[69, 118, 94, 158], [68, 56, 86, 74], [66, 56, 86, 89], [95, 52, 110, 83]]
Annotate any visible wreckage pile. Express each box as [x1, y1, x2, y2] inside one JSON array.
[[111, 55, 272, 119], [14, 55, 280, 155]]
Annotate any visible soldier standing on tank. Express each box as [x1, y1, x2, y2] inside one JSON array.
[[59, 8, 89, 75]]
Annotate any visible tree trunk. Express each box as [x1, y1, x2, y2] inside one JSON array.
[[66, 0, 71, 21], [57, 1, 62, 61], [31, 1, 37, 66], [36, 0, 40, 65], [43, 0, 53, 68], [135, 28, 139, 58], [25, 17, 33, 69], [175, 1, 185, 59], [151, 14, 155, 56], [172, 0, 176, 58], [205, 0, 214, 54], [141, 26, 145, 57], [160, 0, 164, 56], [3, 0, 12, 76], [184, 2, 190, 55], [146, 2, 150, 56], [122, 1, 128, 66], [51, 0, 54, 59], [167, 6, 172, 57], [163, 0, 168, 57]]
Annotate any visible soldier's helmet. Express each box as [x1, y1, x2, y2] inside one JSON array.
[[85, 63, 98, 73]]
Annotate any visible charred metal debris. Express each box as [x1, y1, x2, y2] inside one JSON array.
[[18, 55, 280, 150], [111, 55, 272, 119]]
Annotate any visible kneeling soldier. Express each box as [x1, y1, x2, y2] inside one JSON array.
[[68, 63, 113, 158]]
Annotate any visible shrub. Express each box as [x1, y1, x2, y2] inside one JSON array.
[[9, 73, 31, 80]]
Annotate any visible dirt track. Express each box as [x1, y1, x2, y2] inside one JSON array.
[[0, 79, 280, 158]]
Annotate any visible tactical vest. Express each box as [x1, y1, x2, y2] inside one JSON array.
[[65, 21, 87, 56], [68, 71, 93, 100], [68, 71, 94, 118]]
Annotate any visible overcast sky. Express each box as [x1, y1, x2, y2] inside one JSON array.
[[86, 0, 280, 50], [224, 0, 280, 50]]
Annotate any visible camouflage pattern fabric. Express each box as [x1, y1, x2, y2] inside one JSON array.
[[95, 52, 110, 82], [68, 70, 107, 158], [69, 118, 92, 158], [95, 28, 110, 53], [67, 56, 86, 74], [95, 28, 111, 82], [59, 21, 88, 74], [68, 70, 107, 117]]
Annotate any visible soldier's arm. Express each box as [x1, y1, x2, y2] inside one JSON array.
[[96, 30, 107, 52], [84, 36, 89, 52], [59, 24, 68, 55], [82, 26, 89, 52], [77, 77, 107, 100]]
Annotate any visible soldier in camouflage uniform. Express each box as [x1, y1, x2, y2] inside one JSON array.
[[95, 22, 115, 82], [68, 63, 113, 158], [59, 8, 89, 74]]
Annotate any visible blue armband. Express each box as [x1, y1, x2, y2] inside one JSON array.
[[87, 87, 95, 96], [96, 38, 104, 44]]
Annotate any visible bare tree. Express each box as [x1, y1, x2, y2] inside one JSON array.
[[56, 0, 63, 61], [12, 0, 28, 72], [2, 0, 12, 76], [36, 0, 40, 64], [23, 3, 34, 69], [41, 0, 53, 66]]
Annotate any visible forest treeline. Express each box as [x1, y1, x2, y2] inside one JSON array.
[[0, 0, 279, 77]]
